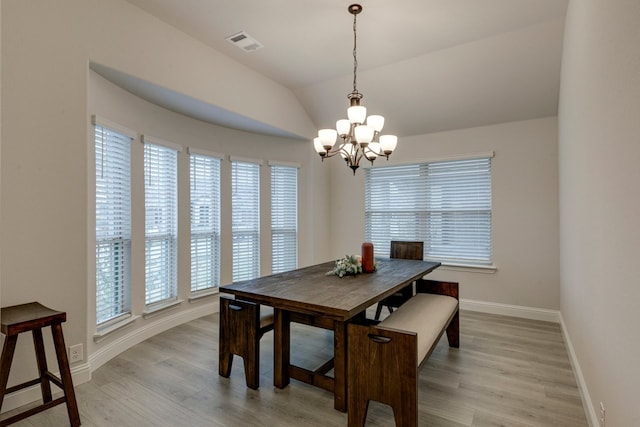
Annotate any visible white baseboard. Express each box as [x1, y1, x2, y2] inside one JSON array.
[[89, 300, 219, 372], [559, 313, 599, 427], [0, 362, 91, 413], [460, 298, 561, 323]]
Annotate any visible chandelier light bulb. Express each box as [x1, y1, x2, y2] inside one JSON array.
[[347, 106, 367, 124], [380, 134, 398, 154], [313, 137, 326, 155], [354, 125, 374, 144], [367, 115, 385, 132], [367, 142, 380, 160], [336, 119, 351, 137], [318, 129, 338, 149]]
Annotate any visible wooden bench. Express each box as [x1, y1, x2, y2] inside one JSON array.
[[347, 280, 459, 427], [218, 295, 274, 390]]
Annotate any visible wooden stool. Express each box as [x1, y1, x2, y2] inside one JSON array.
[[0, 302, 80, 426]]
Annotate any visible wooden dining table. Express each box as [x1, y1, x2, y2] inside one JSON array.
[[220, 257, 440, 412]]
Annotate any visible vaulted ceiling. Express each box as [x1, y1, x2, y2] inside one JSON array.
[[118, 0, 568, 138]]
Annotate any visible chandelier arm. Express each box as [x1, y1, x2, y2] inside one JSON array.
[[323, 139, 349, 158]]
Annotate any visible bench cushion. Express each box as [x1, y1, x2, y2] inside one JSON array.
[[379, 293, 458, 363]]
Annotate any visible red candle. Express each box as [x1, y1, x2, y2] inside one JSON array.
[[361, 242, 374, 273]]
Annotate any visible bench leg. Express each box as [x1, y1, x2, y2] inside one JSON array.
[[218, 297, 261, 389], [347, 396, 370, 427], [392, 394, 418, 427], [446, 310, 460, 348], [218, 302, 234, 379], [242, 336, 260, 390], [347, 323, 418, 427]]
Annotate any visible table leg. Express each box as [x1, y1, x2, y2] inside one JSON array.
[[333, 320, 348, 412], [274, 308, 290, 389]]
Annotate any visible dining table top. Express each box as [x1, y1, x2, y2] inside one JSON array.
[[221, 257, 441, 321]]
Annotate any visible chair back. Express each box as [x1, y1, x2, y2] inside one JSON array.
[[390, 241, 424, 261]]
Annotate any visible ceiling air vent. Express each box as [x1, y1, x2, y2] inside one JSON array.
[[225, 31, 263, 52]]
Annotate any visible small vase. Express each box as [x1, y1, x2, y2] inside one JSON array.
[[361, 242, 374, 273]]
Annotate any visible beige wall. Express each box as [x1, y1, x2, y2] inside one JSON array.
[[0, 0, 328, 392], [12, 0, 640, 423], [559, 1, 640, 425], [327, 117, 561, 310]]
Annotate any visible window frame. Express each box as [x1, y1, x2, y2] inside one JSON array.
[[189, 148, 222, 293], [365, 155, 493, 267], [93, 116, 135, 327], [270, 162, 299, 274], [142, 136, 181, 307], [231, 158, 262, 282]]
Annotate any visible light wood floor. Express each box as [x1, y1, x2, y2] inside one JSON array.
[[6, 310, 587, 426]]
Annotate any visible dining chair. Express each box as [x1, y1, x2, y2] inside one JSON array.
[[218, 295, 274, 390], [374, 241, 424, 321]]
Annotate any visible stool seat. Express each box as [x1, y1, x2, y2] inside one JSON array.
[[0, 302, 80, 426], [1, 303, 66, 336]]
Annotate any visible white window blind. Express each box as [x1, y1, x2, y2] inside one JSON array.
[[271, 165, 298, 273], [232, 160, 260, 281], [95, 123, 132, 325], [144, 142, 179, 305], [190, 153, 221, 292], [365, 157, 492, 265]]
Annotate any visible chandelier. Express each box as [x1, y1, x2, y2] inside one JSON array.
[[313, 4, 398, 175]]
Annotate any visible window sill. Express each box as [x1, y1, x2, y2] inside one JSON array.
[[439, 263, 497, 274], [142, 299, 183, 319], [94, 314, 140, 343], [188, 288, 219, 303]]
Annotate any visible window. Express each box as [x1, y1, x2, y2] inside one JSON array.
[[190, 150, 221, 292], [365, 156, 492, 265], [94, 118, 133, 325], [270, 164, 298, 273], [144, 138, 180, 305], [232, 159, 260, 281]]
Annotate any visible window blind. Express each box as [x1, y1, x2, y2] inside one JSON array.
[[95, 123, 132, 325], [271, 165, 298, 273], [190, 153, 221, 292], [144, 142, 179, 305], [365, 157, 492, 265], [232, 160, 260, 281]]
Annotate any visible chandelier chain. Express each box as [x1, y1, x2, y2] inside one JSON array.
[[352, 11, 358, 94]]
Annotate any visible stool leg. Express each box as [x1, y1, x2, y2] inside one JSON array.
[[51, 323, 81, 427], [32, 328, 53, 403], [0, 335, 18, 410]]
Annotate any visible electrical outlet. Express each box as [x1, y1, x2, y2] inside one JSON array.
[[600, 401, 605, 426], [69, 344, 83, 363]]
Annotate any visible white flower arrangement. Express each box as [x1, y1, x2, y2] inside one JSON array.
[[327, 254, 363, 278]]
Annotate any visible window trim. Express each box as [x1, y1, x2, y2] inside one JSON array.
[[142, 139, 180, 306], [270, 163, 299, 274], [93, 116, 134, 327], [189, 151, 222, 293], [365, 154, 494, 267]]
